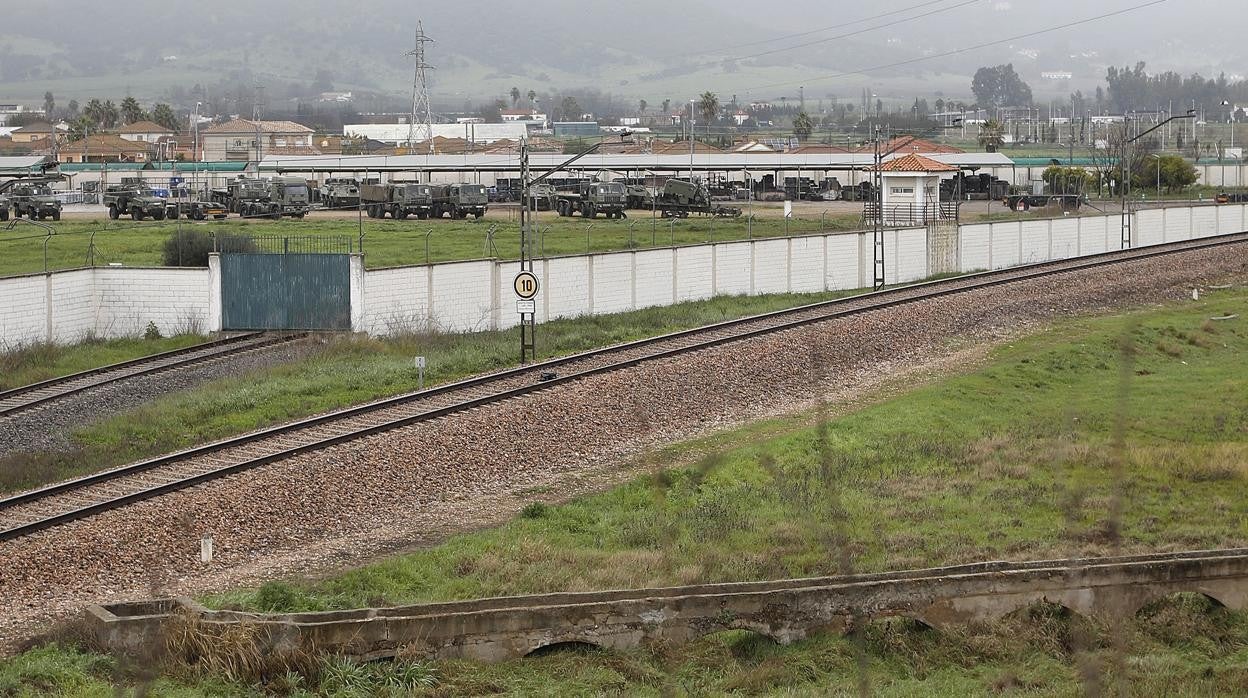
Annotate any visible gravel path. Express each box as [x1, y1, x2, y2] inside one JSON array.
[[1, 246, 1245, 652], [0, 338, 326, 458]]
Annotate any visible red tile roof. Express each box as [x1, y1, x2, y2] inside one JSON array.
[[203, 118, 314, 134], [854, 135, 964, 155], [116, 120, 174, 134], [873, 153, 958, 172]]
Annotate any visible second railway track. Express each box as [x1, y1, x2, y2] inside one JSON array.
[[2, 232, 1245, 542], [0, 332, 308, 418]]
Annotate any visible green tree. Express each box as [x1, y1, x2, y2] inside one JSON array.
[[150, 103, 179, 132], [560, 96, 581, 121], [43, 91, 54, 119], [972, 64, 1033, 107], [509, 86, 521, 108], [526, 89, 536, 106], [698, 91, 718, 134], [120, 96, 145, 124], [638, 99, 648, 114], [793, 111, 814, 140], [1138, 153, 1198, 193], [978, 119, 1005, 152], [662, 98, 671, 115], [1042, 165, 1094, 194]]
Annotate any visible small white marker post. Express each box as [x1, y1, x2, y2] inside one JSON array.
[[200, 534, 214, 565], [415, 356, 426, 390]]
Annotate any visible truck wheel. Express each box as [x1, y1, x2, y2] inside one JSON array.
[[168, 207, 179, 220], [584, 203, 595, 219], [473, 211, 483, 219], [270, 205, 281, 221], [132, 207, 144, 221], [108, 205, 119, 220], [397, 208, 408, 220], [1014, 199, 1030, 212], [0, 209, 7, 221], [52, 210, 61, 221]]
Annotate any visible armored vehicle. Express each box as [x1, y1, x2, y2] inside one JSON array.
[[321, 178, 361, 209], [10, 182, 63, 221], [654, 179, 741, 218], [626, 184, 653, 209], [103, 183, 170, 220], [361, 182, 434, 219], [527, 183, 557, 211], [554, 181, 628, 219], [431, 183, 488, 219]]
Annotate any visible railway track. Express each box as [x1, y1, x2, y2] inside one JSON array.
[[0, 332, 307, 418], [2, 232, 1245, 543]]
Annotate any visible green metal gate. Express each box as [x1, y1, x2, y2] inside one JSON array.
[[221, 252, 351, 331]]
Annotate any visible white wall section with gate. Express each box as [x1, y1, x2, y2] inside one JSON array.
[[1, 203, 1245, 347]]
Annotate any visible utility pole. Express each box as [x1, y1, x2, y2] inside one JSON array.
[[406, 21, 436, 153], [253, 83, 265, 164], [873, 124, 885, 290], [519, 139, 535, 362]]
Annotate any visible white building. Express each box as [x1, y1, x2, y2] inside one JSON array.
[[343, 122, 529, 145]]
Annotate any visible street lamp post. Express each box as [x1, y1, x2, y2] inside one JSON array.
[[1121, 109, 1196, 248]]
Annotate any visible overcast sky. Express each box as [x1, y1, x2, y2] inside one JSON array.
[[0, 0, 1243, 103]]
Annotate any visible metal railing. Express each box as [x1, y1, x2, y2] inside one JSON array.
[[221, 233, 356, 255], [862, 201, 960, 226]]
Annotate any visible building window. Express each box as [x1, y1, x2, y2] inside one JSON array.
[[890, 187, 914, 195]]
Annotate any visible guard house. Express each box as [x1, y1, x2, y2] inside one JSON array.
[[865, 153, 959, 226]]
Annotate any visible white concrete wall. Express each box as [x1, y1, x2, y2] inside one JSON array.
[[0, 267, 209, 347], [4, 202, 1246, 347]]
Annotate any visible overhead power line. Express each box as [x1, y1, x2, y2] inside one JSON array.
[[665, 0, 957, 58], [736, 0, 1171, 93]]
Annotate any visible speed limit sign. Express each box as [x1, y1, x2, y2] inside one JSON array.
[[513, 271, 539, 300]]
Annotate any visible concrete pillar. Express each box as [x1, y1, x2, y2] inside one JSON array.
[[348, 254, 366, 333], [207, 253, 222, 332]]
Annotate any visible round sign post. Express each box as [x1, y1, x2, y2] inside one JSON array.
[[513, 271, 539, 300]]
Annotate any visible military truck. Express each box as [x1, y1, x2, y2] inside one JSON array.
[[361, 182, 434, 219], [320, 178, 361, 209], [8, 182, 63, 221], [103, 183, 169, 220], [164, 198, 228, 220], [431, 183, 488, 219], [245, 177, 311, 219], [554, 181, 628, 219], [210, 177, 269, 215], [654, 179, 742, 218]]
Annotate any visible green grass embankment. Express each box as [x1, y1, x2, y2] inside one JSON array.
[[0, 213, 865, 278], [0, 334, 206, 391], [4, 288, 1247, 695]]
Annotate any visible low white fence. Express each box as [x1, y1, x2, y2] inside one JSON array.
[[1, 203, 1244, 346]]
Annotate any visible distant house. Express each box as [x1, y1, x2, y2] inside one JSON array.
[[33, 134, 152, 163], [115, 121, 175, 144], [9, 122, 65, 144], [853, 135, 964, 155], [501, 109, 548, 129], [318, 92, 353, 103], [553, 122, 601, 138], [0, 104, 43, 126], [200, 119, 316, 161]]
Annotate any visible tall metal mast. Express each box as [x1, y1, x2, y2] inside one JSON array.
[[405, 22, 436, 154]]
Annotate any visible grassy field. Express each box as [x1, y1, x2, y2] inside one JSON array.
[[0, 288, 861, 494], [3, 288, 1246, 695], [0, 211, 865, 278], [0, 334, 206, 391]]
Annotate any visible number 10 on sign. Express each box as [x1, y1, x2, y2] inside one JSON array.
[[513, 271, 539, 301]]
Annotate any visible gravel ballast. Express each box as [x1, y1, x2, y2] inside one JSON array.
[[0, 245, 1245, 651]]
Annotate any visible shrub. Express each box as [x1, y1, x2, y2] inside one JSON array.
[[143, 321, 162, 340], [161, 230, 256, 267]]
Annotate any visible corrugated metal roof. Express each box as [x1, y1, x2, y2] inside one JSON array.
[[0, 156, 55, 174], [258, 152, 1014, 173]]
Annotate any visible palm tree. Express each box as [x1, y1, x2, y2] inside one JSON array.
[[698, 91, 719, 134], [638, 99, 648, 114], [526, 89, 536, 106], [978, 119, 1005, 152], [120, 96, 145, 125], [793, 111, 814, 140], [509, 87, 521, 108]]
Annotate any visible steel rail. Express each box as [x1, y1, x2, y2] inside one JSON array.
[[2, 232, 1245, 542], [0, 332, 308, 418]]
